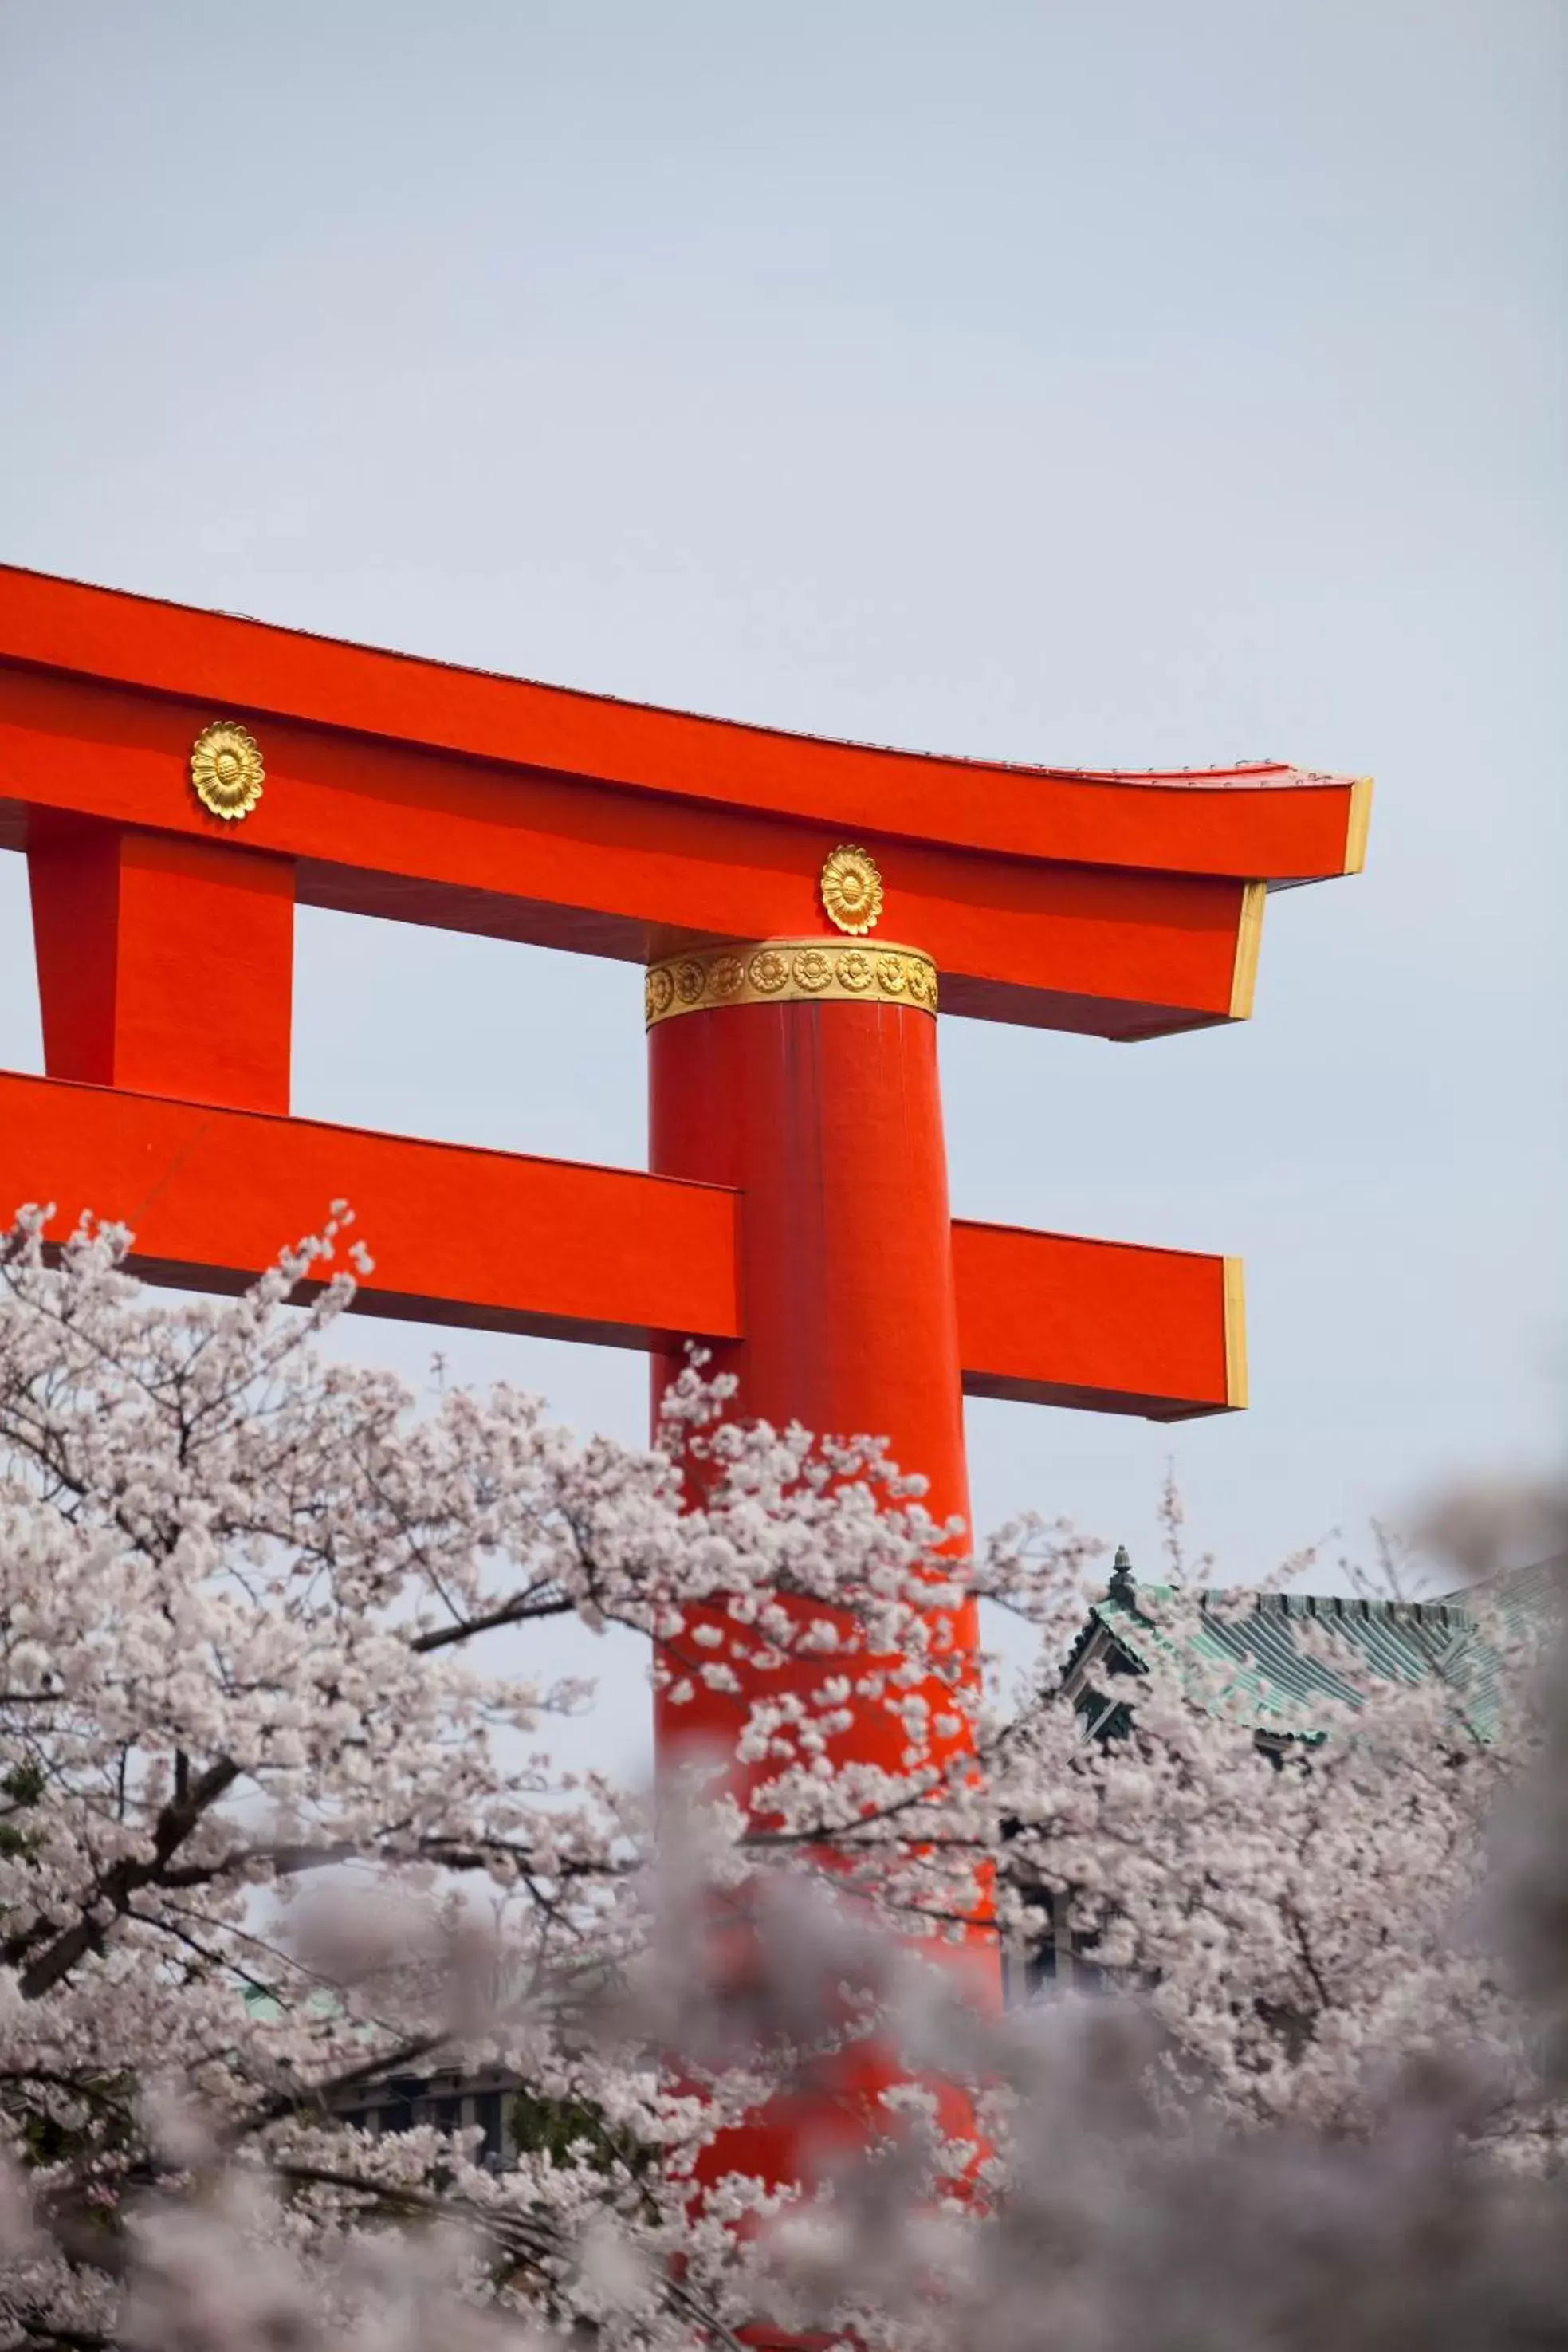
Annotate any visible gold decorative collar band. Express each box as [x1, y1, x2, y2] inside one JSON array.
[[645, 939, 939, 1027]]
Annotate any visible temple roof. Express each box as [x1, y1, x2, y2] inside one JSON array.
[[1062, 1554, 1562, 1740]]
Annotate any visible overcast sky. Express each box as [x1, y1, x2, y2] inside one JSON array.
[[1, 3, 1562, 1748]]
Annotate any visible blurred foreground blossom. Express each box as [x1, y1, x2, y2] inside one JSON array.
[[0, 1213, 1560, 2348]]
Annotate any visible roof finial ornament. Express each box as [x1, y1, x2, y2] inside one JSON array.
[[1108, 1544, 1135, 1600]]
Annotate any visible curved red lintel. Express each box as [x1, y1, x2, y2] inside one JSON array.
[[0, 666, 1287, 1038], [0, 564, 1370, 885]]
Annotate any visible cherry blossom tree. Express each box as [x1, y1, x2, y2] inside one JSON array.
[[0, 1207, 1559, 2350], [986, 1557, 1556, 2144]]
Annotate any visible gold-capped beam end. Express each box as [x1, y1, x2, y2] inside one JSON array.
[[1223, 1257, 1249, 1410], [1344, 776, 1374, 875], [1228, 882, 1267, 1021]]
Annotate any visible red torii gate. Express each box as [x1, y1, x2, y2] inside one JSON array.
[[0, 562, 1367, 2053]]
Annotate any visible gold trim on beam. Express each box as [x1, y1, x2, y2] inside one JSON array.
[[645, 938, 938, 1027], [1228, 882, 1267, 1020], [1344, 776, 1374, 875], [1223, 1257, 1249, 1410]]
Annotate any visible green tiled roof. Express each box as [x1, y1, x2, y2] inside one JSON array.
[[241, 1983, 344, 2025], [1068, 1555, 1560, 1741]]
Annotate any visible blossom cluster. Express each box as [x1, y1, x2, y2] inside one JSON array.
[[0, 1209, 1559, 2349]]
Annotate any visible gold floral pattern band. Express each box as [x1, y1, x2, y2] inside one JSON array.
[[645, 939, 939, 1028]]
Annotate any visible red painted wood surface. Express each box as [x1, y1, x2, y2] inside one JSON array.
[[646, 993, 979, 1804], [2, 663, 1261, 1040], [0, 1072, 741, 1352], [648, 992, 997, 2194], [953, 1218, 1238, 1418], [0, 1073, 1239, 1415], [0, 561, 1366, 883], [27, 815, 294, 1113]]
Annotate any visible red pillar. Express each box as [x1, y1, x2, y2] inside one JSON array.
[[647, 933, 997, 2189], [26, 816, 294, 1114]]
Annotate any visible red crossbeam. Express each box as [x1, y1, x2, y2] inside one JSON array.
[[0, 1072, 1240, 1421], [953, 1218, 1243, 1418], [0, 565, 1369, 1040], [0, 1072, 738, 1352]]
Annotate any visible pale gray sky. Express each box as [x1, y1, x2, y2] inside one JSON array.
[[1, 4, 1563, 1746]]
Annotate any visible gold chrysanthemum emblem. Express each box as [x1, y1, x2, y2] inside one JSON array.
[[820, 844, 883, 935], [191, 722, 265, 821]]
